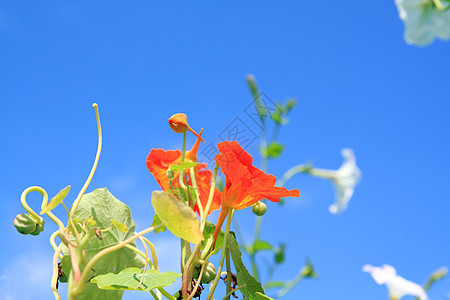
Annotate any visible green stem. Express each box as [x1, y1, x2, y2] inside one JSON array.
[[51, 243, 63, 300], [149, 290, 159, 300], [225, 247, 232, 300], [158, 287, 176, 300], [187, 246, 222, 300], [433, 0, 446, 10], [277, 164, 312, 187], [124, 244, 153, 268], [141, 236, 160, 271], [275, 272, 304, 298], [207, 209, 233, 300], [182, 243, 200, 297], [200, 163, 219, 230], [190, 167, 203, 219], [70, 223, 163, 297], [221, 284, 246, 300], [70, 103, 102, 220]]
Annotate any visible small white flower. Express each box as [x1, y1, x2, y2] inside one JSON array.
[[309, 148, 361, 214], [395, 0, 450, 46], [363, 264, 428, 300]]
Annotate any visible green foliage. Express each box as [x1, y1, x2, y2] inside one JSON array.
[[271, 99, 296, 125], [91, 267, 181, 291], [150, 214, 166, 234], [228, 234, 265, 299], [266, 142, 284, 159], [274, 243, 286, 264], [61, 188, 144, 299], [110, 218, 128, 233], [40, 185, 71, 214], [151, 190, 203, 244], [301, 259, 319, 279], [168, 162, 198, 171]]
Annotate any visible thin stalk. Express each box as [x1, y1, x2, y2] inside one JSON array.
[[157, 287, 176, 300], [70, 103, 102, 220], [206, 209, 233, 300], [187, 247, 222, 300], [135, 236, 149, 290], [225, 247, 231, 300], [277, 164, 312, 187], [221, 285, 246, 300], [182, 242, 200, 298], [51, 243, 63, 300], [275, 272, 304, 298], [201, 164, 219, 230]]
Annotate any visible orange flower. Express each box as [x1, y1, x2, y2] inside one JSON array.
[[212, 141, 299, 247], [168, 113, 205, 142], [146, 131, 221, 215]]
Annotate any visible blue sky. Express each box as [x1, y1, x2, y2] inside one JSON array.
[[1, 1, 450, 299]]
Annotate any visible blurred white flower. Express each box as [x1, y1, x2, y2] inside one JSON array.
[[363, 264, 428, 300], [309, 148, 361, 214], [395, 0, 450, 46]]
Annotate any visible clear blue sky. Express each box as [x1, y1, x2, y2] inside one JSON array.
[[1, 1, 450, 299]]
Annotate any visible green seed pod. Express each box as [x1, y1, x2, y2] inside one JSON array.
[[166, 169, 175, 179], [13, 213, 37, 235], [252, 201, 267, 216], [201, 262, 216, 284], [30, 221, 45, 236]]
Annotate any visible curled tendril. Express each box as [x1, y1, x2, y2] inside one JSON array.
[[20, 186, 47, 225]]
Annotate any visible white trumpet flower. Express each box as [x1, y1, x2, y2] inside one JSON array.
[[395, 0, 450, 46], [309, 148, 361, 214], [363, 264, 428, 300]]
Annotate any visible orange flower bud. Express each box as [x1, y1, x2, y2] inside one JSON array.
[[168, 113, 205, 142]]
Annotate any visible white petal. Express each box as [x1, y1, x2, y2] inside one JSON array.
[[364, 264, 428, 300]]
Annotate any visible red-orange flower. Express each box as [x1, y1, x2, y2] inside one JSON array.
[[212, 141, 299, 246], [146, 131, 221, 215]]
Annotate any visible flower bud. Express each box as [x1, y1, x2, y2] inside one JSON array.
[[168, 113, 205, 142], [192, 261, 216, 284], [252, 201, 267, 216], [166, 169, 175, 179], [13, 213, 37, 235], [201, 262, 216, 284], [30, 222, 45, 236]]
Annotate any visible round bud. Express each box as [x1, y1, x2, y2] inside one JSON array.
[[166, 169, 175, 178], [30, 222, 45, 236], [252, 201, 267, 216], [13, 213, 37, 235], [201, 262, 216, 284]]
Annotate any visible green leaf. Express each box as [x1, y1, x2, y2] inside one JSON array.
[[169, 162, 198, 171], [228, 234, 265, 299], [150, 215, 166, 234], [151, 191, 203, 244], [274, 243, 286, 264], [61, 188, 144, 300], [255, 292, 275, 300], [253, 240, 273, 252], [91, 267, 181, 291], [40, 185, 71, 214], [266, 142, 284, 159], [301, 259, 319, 278], [110, 218, 128, 233]]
